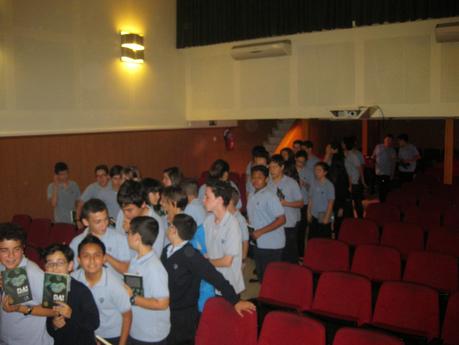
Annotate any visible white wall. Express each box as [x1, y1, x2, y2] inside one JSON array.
[[0, 0, 185, 136], [183, 17, 459, 121]]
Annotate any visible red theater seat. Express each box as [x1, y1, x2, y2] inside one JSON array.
[[333, 327, 404, 345], [259, 262, 313, 311], [338, 218, 379, 246], [404, 251, 458, 293], [11, 214, 32, 232], [351, 244, 401, 282], [365, 203, 401, 228], [403, 205, 442, 231], [310, 271, 372, 326], [372, 281, 439, 341], [195, 297, 257, 345], [426, 229, 459, 257], [444, 206, 459, 228], [303, 239, 350, 273], [49, 223, 77, 245], [380, 222, 424, 259], [442, 292, 459, 345], [258, 312, 325, 345], [28, 218, 52, 248]]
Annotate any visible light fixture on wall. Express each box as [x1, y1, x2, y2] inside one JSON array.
[[120, 32, 144, 63]]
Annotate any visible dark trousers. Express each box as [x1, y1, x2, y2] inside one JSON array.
[[254, 247, 283, 282], [106, 338, 120, 345], [351, 183, 364, 218], [129, 337, 167, 345], [308, 217, 332, 239], [298, 205, 308, 258], [376, 175, 391, 202], [399, 171, 414, 184], [167, 307, 199, 345], [282, 225, 299, 263]]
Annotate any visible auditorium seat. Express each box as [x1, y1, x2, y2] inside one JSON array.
[[310, 271, 372, 326], [11, 214, 32, 232], [195, 297, 257, 345], [365, 203, 401, 228], [338, 219, 379, 246], [402, 205, 442, 232], [380, 222, 424, 259], [372, 281, 439, 341], [426, 228, 459, 257], [24, 246, 44, 269], [386, 190, 417, 210], [303, 239, 350, 273], [333, 327, 404, 345], [403, 251, 458, 293], [351, 244, 401, 282], [442, 292, 459, 345], [443, 206, 459, 228], [49, 223, 77, 245], [258, 312, 325, 345], [258, 262, 313, 311], [27, 218, 52, 248]]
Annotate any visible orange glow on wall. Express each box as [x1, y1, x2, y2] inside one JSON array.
[[274, 120, 309, 154]]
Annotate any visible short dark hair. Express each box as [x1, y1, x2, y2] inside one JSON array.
[[110, 165, 123, 178], [162, 186, 188, 210], [81, 199, 109, 221], [78, 234, 106, 256], [303, 140, 314, 149], [315, 161, 329, 173], [280, 148, 294, 161], [117, 180, 144, 208], [251, 165, 269, 177], [295, 150, 308, 160], [122, 165, 141, 181], [229, 186, 240, 206], [95, 164, 109, 174], [270, 154, 285, 167], [343, 137, 355, 151], [384, 134, 394, 139], [163, 167, 183, 186], [181, 178, 199, 197], [141, 178, 163, 206], [0, 223, 27, 247], [43, 244, 74, 262], [172, 213, 196, 241], [206, 180, 232, 206], [251, 145, 267, 157], [293, 140, 303, 146], [54, 162, 68, 174], [130, 216, 158, 246], [253, 149, 270, 162], [397, 133, 409, 142], [209, 159, 230, 180]]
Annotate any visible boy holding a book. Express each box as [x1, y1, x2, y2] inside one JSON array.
[[125, 216, 170, 345], [43, 243, 100, 345]]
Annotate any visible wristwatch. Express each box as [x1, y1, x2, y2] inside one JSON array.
[[23, 306, 33, 316], [130, 295, 136, 305]]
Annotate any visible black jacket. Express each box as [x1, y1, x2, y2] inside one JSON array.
[[46, 278, 100, 345]]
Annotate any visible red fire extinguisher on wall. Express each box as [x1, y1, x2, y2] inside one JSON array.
[[224, 128, 235, 151]]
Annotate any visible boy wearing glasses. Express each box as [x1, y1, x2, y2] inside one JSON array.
[[0, 223, 54, 345], [43, 243, 100, 345]]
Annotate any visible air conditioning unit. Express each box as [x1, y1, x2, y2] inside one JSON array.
[[330, 106, 379, 119], [435, 22, 459, 43], [186, 120, 238, 129], [230, 40, 291, 60]]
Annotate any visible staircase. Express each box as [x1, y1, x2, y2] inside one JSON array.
[[263, 119, 296, 154]]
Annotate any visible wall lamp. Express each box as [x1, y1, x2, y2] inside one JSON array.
[[121, 32, 144, 63]]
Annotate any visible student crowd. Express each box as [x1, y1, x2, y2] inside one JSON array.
[[0, 133, 420, 345]]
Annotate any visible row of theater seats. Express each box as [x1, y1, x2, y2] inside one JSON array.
[[197, 297, 412, 345], [254, 262, 459, 345]]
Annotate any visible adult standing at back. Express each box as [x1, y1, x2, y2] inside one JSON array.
[[47, 162, 80, 224], [397, 134, 421, 184], [371, 134, 396, 202]]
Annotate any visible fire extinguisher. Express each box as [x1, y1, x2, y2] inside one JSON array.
[[223, 128, 235, 151]]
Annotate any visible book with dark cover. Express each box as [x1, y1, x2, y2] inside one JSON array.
[[2, 267, 32, 305], [42, 272, 70, 308], [124, 273, 144, 297]]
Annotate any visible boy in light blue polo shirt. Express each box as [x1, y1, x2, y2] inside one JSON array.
[[247, 165, 286, 282], [126, 217, 170, 345], [227, 187, 249, 262], [73, 235, 132, 345], [70, 199, 131, 279], [182, 179, 207, 227]]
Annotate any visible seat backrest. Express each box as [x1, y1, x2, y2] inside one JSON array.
[[426, 229, 459, 257], [28, 218, 52, 247], [304, 239, 349, 273], [259, 262, 313, 311], [381, 222, 424, 258], [444, 206, 459, 228], [333, 327, 404, 345], [49, 223, 77, 245], [351, 244, 401, 282], [386, 190, 417, 210], [442, 292, 459, 345], [338, 219, 379, 246], [365, 203, 401, 228], [372, 281, 439, 340], [11, 214, 32, 232], [403, 205, 442, 231], [404, 251, 458, 293], [311, 271, 372, 326], [259, 312, 325, 345], [195, 297, 257, 345]]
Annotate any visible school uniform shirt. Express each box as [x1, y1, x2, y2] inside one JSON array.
[[184, 198, 207, 226], [128, 251, 170, 342], [233, 210, 249, 242], [354, 149, 365, 166], [245, 161, 254, 195], [198, 181, 242, 209], [306, 154, 320, 173], [268, 175, 303, 228], [247, 185, 286, 250], [203, 212, 245, 294], [47, 180, 80, 224], [298, 167, 314, 205], [345, 150, 362, 184], [398, 143, 420, 172], [46, 278, 100, 345], [80, 181, 118, 219], [72, 268, 131, 339], [70, 227, 131, 280], [0, 257, 53, 345], [372, 144, 396, 176], [309, 178, 335, 218]]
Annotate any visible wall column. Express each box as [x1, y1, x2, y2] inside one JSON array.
[[444, 119, 454, 185]]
